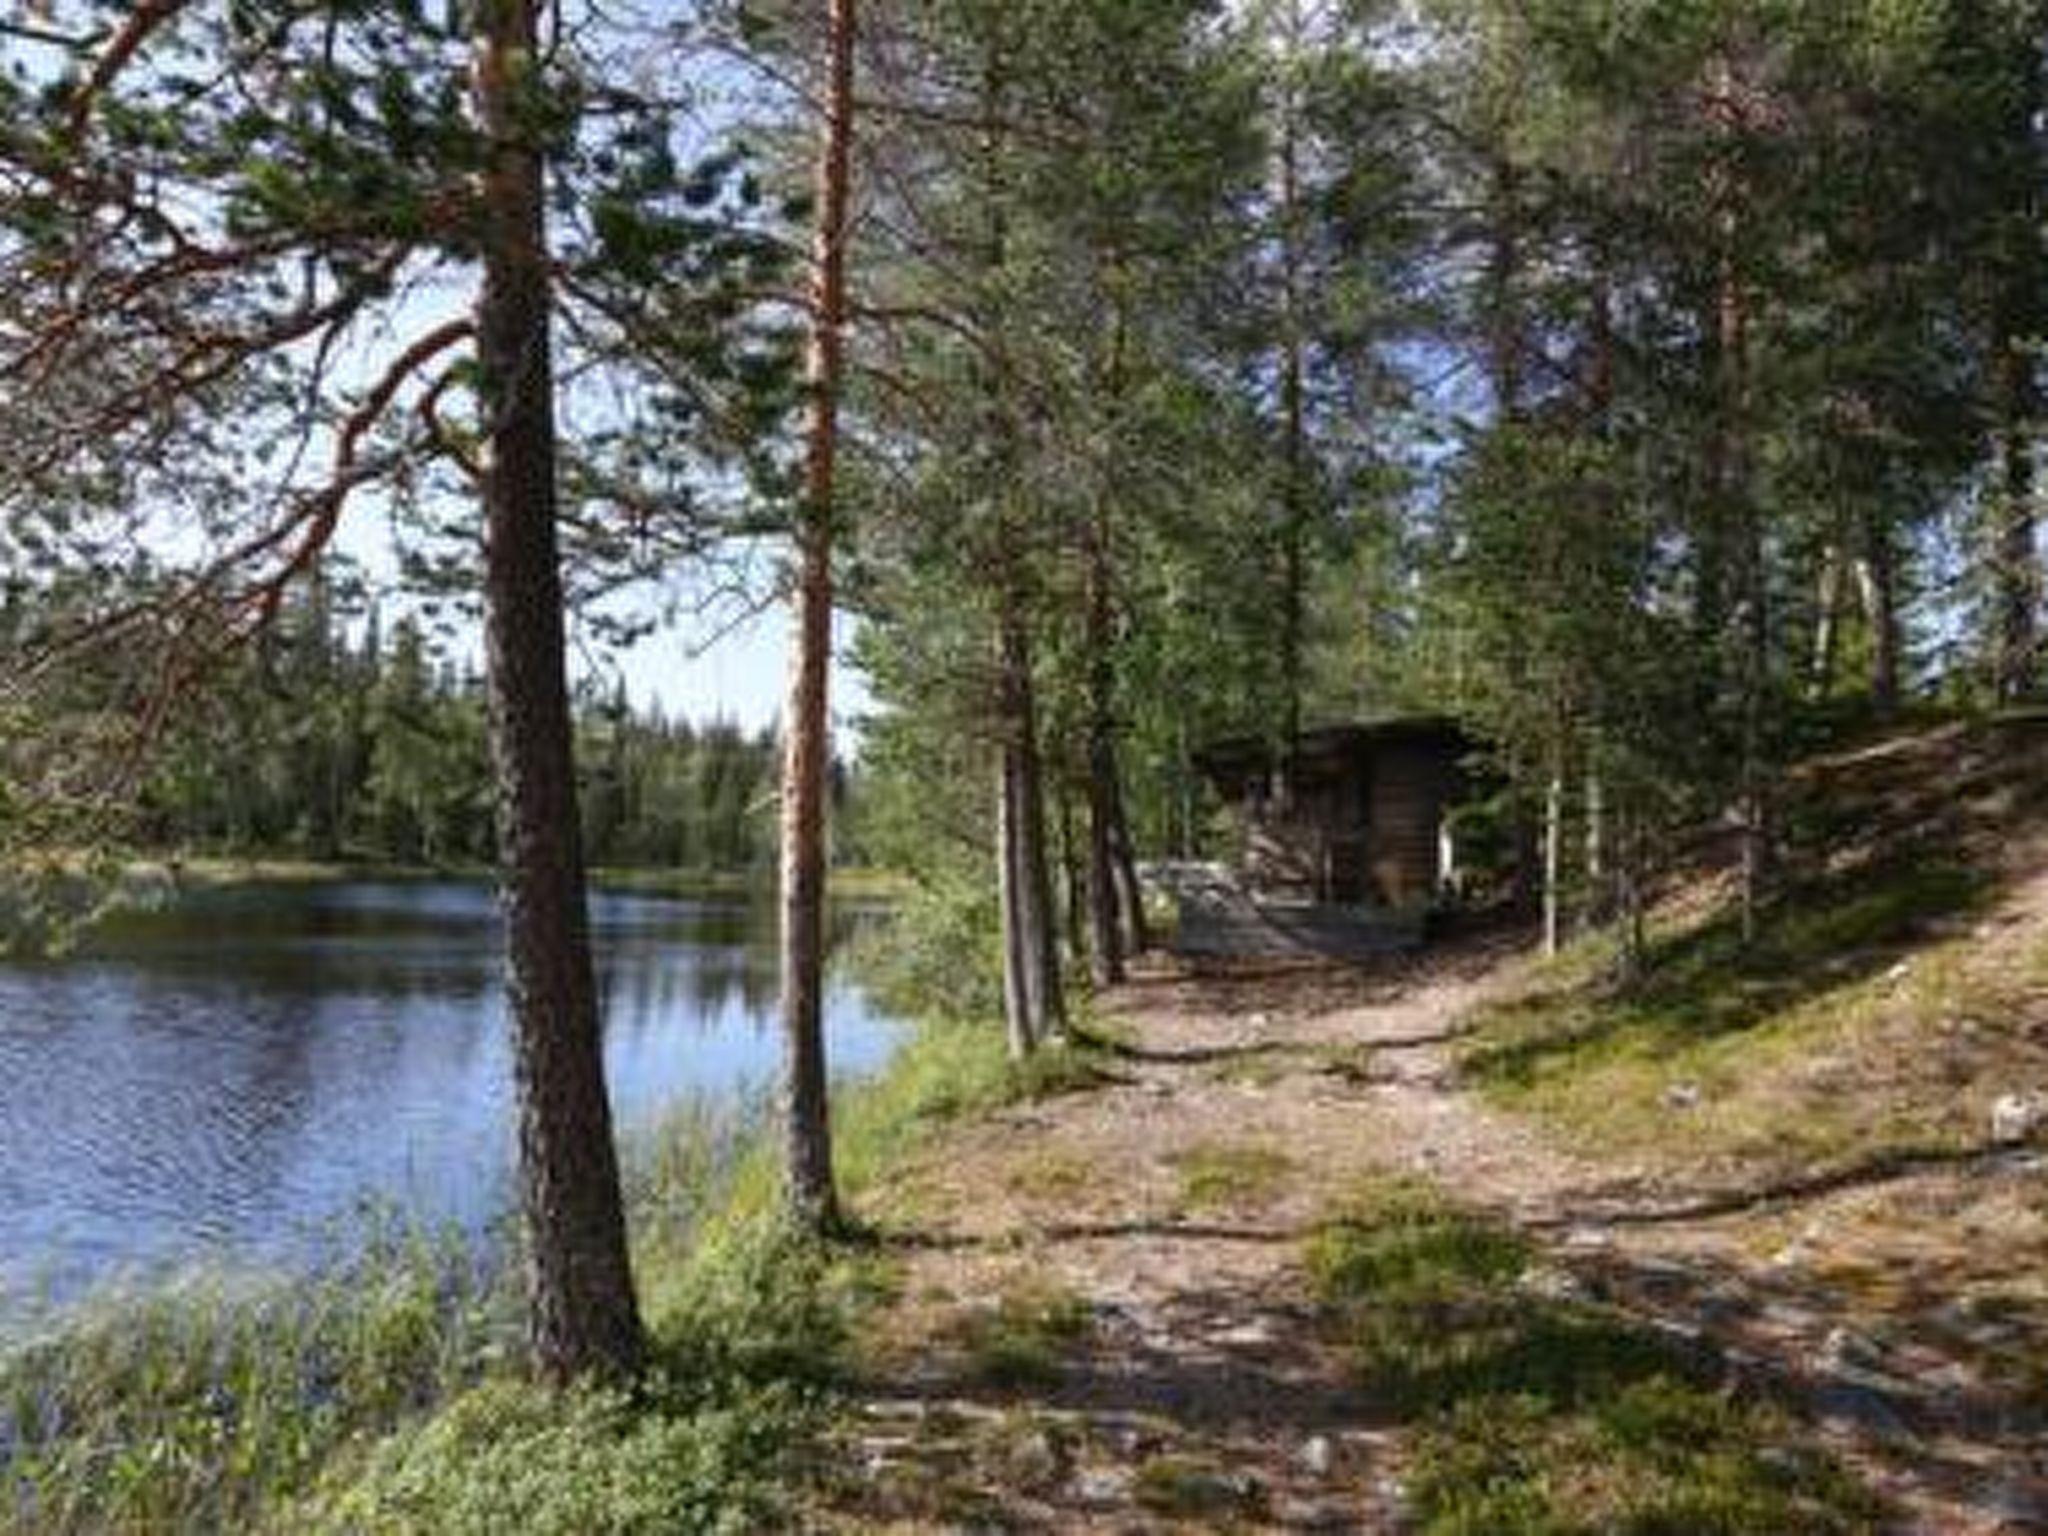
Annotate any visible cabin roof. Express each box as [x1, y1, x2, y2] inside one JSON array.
[[1192, 715, 1472, 785]]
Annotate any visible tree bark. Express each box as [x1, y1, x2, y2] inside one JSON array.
[[1012, 616, 1067, 1042], [1995, 334, 2039, 703], [1710, 78, 1768, 946], [473, 0, 641, 1385], [1275, 1, 1308, 797], [1486, 152, 1539, 911], [974, 17, 1061, 1048], [1541, 750, 1564, 958], [1582, 758, 1607, 931], [1617, 806, 1647, 987], [997, 736, 1036, 1060], [1992, 14, 2045, 705], [1109, 768, 1149, 956], [1856, 510, 1899, 718], [776, 0, 856, 1235], [1059, 782, 1088, 966], [1808, 540, 1842, 703], [1085, 271, 1129, 987], [1085, 504, 1125, 987]]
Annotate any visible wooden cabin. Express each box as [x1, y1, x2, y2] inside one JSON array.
[[1169, 717, 1475, 958]]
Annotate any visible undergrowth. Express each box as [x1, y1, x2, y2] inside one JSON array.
[[1458, 851, 2019, 1169], [954, 1278, 1091, 1388], [1307, 1179, 1882, 1534], [1, 1221, 511, 1532], [1168, 1140, 1294, 1214]]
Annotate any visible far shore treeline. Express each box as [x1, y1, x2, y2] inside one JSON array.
[[0, 570, 854, 877]]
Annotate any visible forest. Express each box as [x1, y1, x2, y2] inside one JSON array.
[[3, 0, 2046, 1530], [4, 570, 804, 869]]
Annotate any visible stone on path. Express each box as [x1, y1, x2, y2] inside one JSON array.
[[1990, 1090, 2046, 1146]]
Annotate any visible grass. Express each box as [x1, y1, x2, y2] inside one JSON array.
[[954, 1278, 1092, 1388], [1306, 1179, 1882, 1534], [1312, 1041, 1380, 1085], [301, 1373, 807, 1535], [1459, 716, 2048, 1175], [1457, 852, 2024, 1172], [2, 1221, 512, 1532], [1132, 1452, 1266, 1521], [1202, 1050, 1292, 1088], [1005, 1147, 1095, 1202], [1168, 1141, 1294, 1214]]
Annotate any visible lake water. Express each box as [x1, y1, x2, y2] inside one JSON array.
[[0, 880, 901, 1310]]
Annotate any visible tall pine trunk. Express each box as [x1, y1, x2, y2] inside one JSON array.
[[1857, 510, 1899, 717], [1085, 501, 1125, 986], [1541, 747, 1564, 957], [473, 0, 641, 1385], [776, 0, 856, 1233], [1583, 758, 1607, 931], [1808, 540, 1842, 702], [1709, 78, 1769, 947], [1995, 334, 2039, 703], [995, 603, 1064, 1051], [1275, 3, 1308, 796], [1992, 16, 2045, 706], [1617, 805, 1648, 987], [1110, 770, 1150, 956], [1059, 784, 1088, 966], [997, 732, 1037, 1060], [979, 20, 1061, 1050], [1013, 616, 1066, 1042]]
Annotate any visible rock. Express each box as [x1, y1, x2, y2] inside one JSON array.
[[1298, 1434, 1334, 1477], [1274, 1496, 1348, 1527], [1661, 1081, 1702, 1110], [1521, 1264, 1588, 1303], [1977, 1478, 2048, 1530], [1114, 1424, 1163, 1457], [1991, 1092, 2047, 1146], [1759, 1298, 1824, 1333], [1073, 1466, 1131, 1504], [1006, 1428, 1065, 1486], [1885, 960, 1912, 984], [1810, 1378, 1916, 1443], [1817, 1325, 1886, 1372], [1249, 1010, 1271, 1029]]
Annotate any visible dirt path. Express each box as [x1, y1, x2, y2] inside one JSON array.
[[815, 937, 2048, 1533]]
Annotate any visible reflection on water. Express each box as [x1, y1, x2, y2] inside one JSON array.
[[0, 881, 899, 1307]]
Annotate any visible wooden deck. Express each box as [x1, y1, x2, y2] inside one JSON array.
[[1146, 862, 1426, 960]]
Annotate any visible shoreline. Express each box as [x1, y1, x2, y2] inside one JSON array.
[[115, 857, 907, 903]]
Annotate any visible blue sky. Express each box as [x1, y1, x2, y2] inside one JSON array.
[[611, 599, 873, 736]]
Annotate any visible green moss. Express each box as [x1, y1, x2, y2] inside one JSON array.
[[956, 1279, 1091, 1389], [302, 1375, 808, 1535], [1409, 1386, 1877, 1536], [1458, 856, 1995, 1167], [1306, 1181, 1882, 1535], [1169, 1142, 1294, 1214], [1132, 1453, 1266, 1520], [1005, 1148, 1095, 1201]]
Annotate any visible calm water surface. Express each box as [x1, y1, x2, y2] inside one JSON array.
[[0, 881, 900, 1308]]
